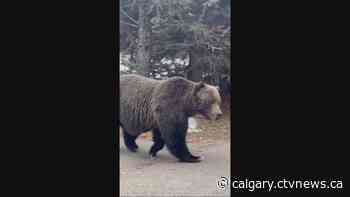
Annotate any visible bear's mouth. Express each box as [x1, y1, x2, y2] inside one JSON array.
[[198, 110, 211, 120]]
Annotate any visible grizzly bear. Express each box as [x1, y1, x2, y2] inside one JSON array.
[[119, 74, 223, 162]]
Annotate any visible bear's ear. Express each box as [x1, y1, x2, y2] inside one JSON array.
[[194, 81, 205, 94]]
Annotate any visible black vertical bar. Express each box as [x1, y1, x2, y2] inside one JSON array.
[[112, 0, 119, 196]]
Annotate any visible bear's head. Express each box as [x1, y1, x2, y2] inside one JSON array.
[[193, 82, 223, 120]]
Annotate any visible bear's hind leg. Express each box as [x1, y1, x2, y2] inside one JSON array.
[[122, 128, 138, 152], [149, 128, 165, 157]]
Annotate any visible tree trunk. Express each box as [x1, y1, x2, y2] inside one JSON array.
[[186, 50, 203, 82], [136, 0, 151, 76]]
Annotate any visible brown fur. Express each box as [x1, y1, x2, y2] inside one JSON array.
[[119, 74, 222, 162]]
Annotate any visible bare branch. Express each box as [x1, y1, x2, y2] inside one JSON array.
[[120, 21, 138, 28], [166, 43, 194, 48], [120, 8, 138, 25], [210, 46, 224, 51], [147, 4, 155, 15], [199, 4, 208, 23], [221, 26, 230, 36], [121, 2, 133, 8], [153, 43, 193, 55]]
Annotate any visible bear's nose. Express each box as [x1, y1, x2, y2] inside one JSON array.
[[216, 113, 223, 120]]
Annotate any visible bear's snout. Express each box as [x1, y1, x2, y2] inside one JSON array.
[[210, 104, 223, 120], [215, 112, 223, 120]]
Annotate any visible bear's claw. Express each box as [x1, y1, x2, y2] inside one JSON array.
[[126, 145, 138, 152], [179, 155, 202, 163]]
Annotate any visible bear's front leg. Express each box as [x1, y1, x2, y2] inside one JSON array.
[[160, 124, 202, 163]]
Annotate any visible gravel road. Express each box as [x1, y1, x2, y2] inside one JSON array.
[[120, 138, 231, 196]]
